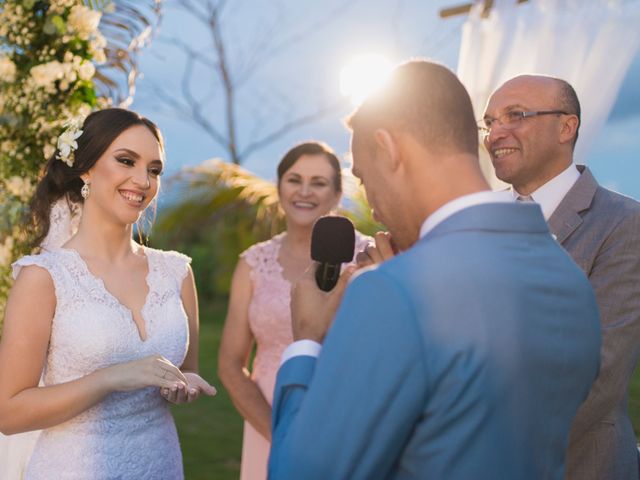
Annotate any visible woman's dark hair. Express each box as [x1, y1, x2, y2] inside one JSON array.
[[276, 141, 342, 193], [31, 108, 164, 246]]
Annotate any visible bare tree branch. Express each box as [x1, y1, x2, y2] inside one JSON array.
[[152, 0, 355, 165], [174, 0, 210, 21], [236, 0, 360, 84], [206, 1, 239, 163], [151, 83, 228, 147], [157, 36, 217, 69], [240, 99, 344, 160]]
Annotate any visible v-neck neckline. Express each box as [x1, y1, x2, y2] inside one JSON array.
[[59, 246, 153, 342], [274, 234, 315, 286]]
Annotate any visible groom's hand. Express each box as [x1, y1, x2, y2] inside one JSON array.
[[356, 231, 397, 268], [291, 263, 356, 343]]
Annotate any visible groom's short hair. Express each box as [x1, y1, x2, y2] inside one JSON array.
[[346, 60, 478, 156]]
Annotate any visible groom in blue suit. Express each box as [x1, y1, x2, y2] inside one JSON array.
[[268, 61, 601, 479]]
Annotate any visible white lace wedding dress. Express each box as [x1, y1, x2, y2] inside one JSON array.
[[11, 245, 191, 480]]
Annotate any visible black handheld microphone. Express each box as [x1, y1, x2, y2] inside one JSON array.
[[311, 216, 356, 292]]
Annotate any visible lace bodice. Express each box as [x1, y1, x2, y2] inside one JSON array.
[[242, 231, 371, 403], [12, 246, 191, 480]]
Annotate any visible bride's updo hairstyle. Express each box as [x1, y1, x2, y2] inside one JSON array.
[[31, 108, 164, 246]]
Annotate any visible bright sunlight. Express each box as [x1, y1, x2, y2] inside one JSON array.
[[339, 54, 394, 106]]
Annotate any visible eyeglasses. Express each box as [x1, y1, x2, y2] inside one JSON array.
[[478, 110, 569, 137]]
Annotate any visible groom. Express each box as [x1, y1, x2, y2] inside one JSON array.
[[268, 60, 601, 479]]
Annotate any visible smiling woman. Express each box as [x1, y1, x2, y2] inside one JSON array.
[[0, 108, 217, 479], [217, 141, 371, 480], [31, 109, 164, 247]]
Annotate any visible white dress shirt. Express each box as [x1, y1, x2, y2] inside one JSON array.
[[511, 163, 580, 220], [280, 190, 514, 364]]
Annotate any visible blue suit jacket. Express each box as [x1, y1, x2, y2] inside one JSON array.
[[268, 203, 601, 480]]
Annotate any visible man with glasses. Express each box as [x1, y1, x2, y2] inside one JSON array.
[[483, 74, 640, 480]]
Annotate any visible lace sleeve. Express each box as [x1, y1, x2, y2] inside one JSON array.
[[12, 252, 65, 301], [13, 253, 54, 280], [158, 250, 192, 286], [240, 243, 261, 270], [240, 235, 283, 280]]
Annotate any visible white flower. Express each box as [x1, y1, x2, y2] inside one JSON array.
[[91, 32, 107, 49], [1, 140, 15, 154], [43, 143, 56, 159], [92, 48, 107, 64], [67, 5, 101, 40], [50, 0, 76, 13], [77, 103, 92, 118], [56, 120, 84, 167], [61, 62, 76, 83], [0, 236, 14, 268], [77, 61, 95, 81], [30, 61, 64, 88], [0, 56, 17, 82], [89, 32, 108, 64], [5, 176, 33, 199]]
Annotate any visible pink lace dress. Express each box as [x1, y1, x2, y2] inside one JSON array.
[[11, 246, 191, 480], [239, 231, 371, 480]]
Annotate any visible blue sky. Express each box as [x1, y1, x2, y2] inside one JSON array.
[[131, 0, 640, 200]]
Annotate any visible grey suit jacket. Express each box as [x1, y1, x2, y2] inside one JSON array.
[[549, 166, 640, 480]]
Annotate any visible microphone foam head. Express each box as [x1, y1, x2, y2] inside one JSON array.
[[311, 216, 356, 264]]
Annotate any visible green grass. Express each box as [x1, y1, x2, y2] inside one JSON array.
[[174, 299, 640, 479]]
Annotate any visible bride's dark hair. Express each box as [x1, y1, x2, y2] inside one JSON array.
[[31, 108, 164, 246]]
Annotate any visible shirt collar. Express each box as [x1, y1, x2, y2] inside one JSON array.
[[511, 163, 580, 220], [419, 190, 513, 239]]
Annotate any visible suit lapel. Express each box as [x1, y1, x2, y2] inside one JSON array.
[[548, 166, 598, 244]]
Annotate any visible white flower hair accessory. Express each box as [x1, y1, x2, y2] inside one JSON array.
[[56, 116, 85, 167]]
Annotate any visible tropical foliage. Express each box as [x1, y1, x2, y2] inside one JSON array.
[[152, 160, 382, 300], [152, 160, 286, 299], [0, 0, 161, 330], [0, 0, 105, 324]]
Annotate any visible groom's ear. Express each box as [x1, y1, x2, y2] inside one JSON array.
[[373, 129, 401, 173]]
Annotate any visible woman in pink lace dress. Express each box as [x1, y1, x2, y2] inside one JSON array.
[[0, 109, 216, 479], [218, 141, 370, 479]]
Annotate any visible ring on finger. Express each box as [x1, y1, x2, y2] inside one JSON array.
[[364, 245, 375, 259]]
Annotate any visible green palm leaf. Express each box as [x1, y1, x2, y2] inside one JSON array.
[[90, 0, 163, 106], [153, 160, 285, 298], [157, 159, 284, 237]]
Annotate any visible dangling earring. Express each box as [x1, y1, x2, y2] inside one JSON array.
[[81, 182, 90, 200]]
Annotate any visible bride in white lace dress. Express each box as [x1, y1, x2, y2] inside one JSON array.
[[0, 108, 216, 479]]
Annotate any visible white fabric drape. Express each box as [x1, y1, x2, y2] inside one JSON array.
[[0, 430, 40, 479], [457, 0, 640, 187]]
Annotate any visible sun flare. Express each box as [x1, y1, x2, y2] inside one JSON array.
[[339, 55, 393, 107]]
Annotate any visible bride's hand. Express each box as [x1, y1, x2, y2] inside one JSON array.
[[105, 354, 188, 392], [355, 232, 398, 268], [161, 372, 217, 404]]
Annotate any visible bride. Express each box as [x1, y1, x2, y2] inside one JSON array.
[[0, 108, 216, 479]]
